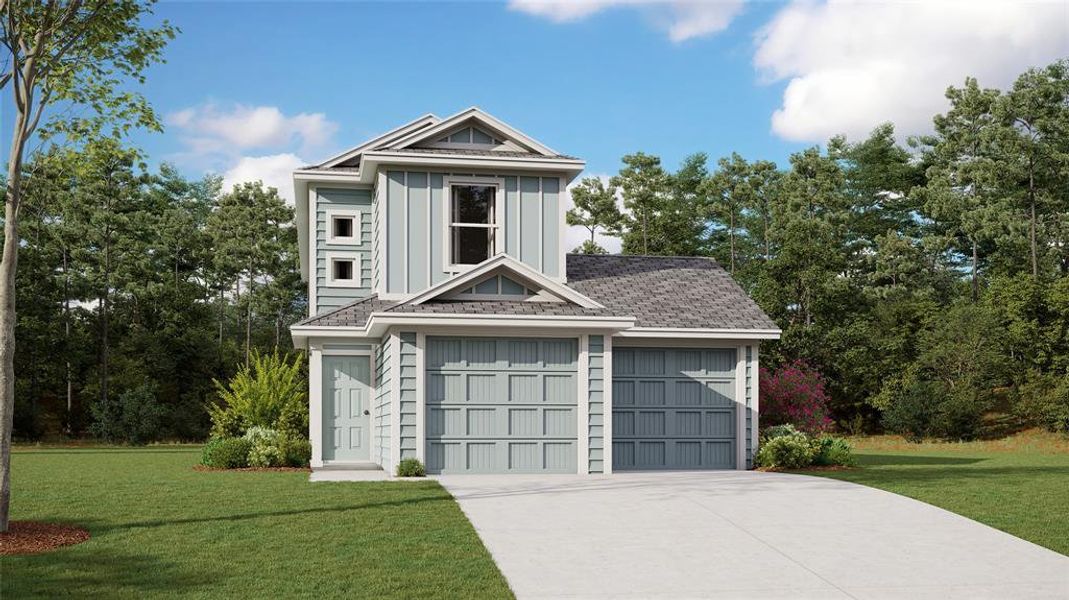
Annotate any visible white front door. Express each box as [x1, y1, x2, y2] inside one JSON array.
[[322, 355, 371, 462]]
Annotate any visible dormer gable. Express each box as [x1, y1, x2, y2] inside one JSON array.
[[404, 255, 603, 309]]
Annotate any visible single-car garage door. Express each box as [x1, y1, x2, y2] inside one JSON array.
[[425, 337, 578, 474], [612, 347, 737, 470]]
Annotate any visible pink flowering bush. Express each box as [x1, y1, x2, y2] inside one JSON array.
[[759, 360, 833, 433]]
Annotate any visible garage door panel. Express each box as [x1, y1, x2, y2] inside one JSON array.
[[613, 346, 737, 471], [426, 337, 578, 474]]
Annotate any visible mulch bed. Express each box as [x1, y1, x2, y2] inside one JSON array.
[[0, 521, 91, 555], [193, 465, 310, 473], [757, 465, 858, 472]]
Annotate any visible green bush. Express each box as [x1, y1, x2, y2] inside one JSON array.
[[396, 458, 426, 477], [89, 384, 165, 445], [209, 350, 307, 439], [244, 426, 284, 468], [762, 424, 803, 441], [279, 434, 312, 467], [1016, 373, 1069, 434], [812, 435, 856, 466], [755, 433, 815, 469], [201, 437, 252, 468]]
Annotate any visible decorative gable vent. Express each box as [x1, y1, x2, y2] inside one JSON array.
[[436, 127, 503, 146]]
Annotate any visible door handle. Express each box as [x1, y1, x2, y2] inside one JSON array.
[[363, 409, 370, 415]]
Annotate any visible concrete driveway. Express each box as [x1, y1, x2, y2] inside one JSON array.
[[437, 471, 1069, 599]]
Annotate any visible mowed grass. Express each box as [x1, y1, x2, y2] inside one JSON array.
[[808, 430, 1069, 556], [5, 447, 513, 599]]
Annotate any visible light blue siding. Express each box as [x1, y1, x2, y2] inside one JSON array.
[[381, 171, 565, 295], [541, 178, 560, 277], [519, 177, 540, 268], [375, 338, 392, 466], [425, 337, 579, 474], [315, 188, 372, 313], [746, 345, 754, 468], [588, 335, 605, 473], [399, 332, 418, 460], [612, 347, 737, 470]]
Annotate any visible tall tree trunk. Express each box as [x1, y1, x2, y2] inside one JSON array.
[[63, 249, 72, 434], [728, 208, 736, 274], [1029, 162, 1038, 277], [217, 287, 224, 351], [245, 271, 253, 366], [971, 240, 979, 302], [0, 108, 31, 531], [100, 238, 110, 409]]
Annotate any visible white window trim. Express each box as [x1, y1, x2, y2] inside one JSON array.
[[442, 176, 505, 273], [325, 208, 363, 246], [325, 252, 363, 288]]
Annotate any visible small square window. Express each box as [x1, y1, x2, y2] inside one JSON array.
[[332, 259, 354, 281], [332, 216, 354, 239]]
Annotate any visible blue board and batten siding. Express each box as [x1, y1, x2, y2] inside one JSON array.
[[315, 188, 373, 312], [587, 335, 605, 474], [382, 172, 563, 296], [746, 345, 754, 468], [424, 337, 578, 474]]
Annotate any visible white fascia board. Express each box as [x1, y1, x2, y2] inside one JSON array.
[[405, 254, 603, 308], [291, 314, 636, 344], [295, 179, 310, 281], [293, 170, 365, 183], [616, 327, 782, 340], [388, 107, 559, 156], [360, 153, 585, 182], [317, 114, 439, 168]]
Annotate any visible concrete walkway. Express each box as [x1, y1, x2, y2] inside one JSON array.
[[437, 471, 1069, 599]]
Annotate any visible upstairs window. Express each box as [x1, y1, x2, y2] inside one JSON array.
[[326, 253, 362, 288], [326, 209, 362, 245], [449, 184, 498, 266]]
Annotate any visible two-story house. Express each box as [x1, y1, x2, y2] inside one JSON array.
[[290, 108, 780, 476]]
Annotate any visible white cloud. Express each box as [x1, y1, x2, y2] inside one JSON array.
[[564, 175, 625, 254], [166, 103, 337, 154], [223, 153, 306, 205], [755, 0, 1069, 142], [509, 0, 745, 42]]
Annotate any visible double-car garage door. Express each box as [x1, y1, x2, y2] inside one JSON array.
[[424, 337, 736, 474]]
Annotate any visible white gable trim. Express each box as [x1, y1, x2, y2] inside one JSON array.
[[404, 254, 604, 309], [387, 107, 559, 156], [317, 114, 439, 169]]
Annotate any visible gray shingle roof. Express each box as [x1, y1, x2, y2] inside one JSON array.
[[295, 255, 778, 331], [565, 254, 779, 330], [374, 147, 579, 160]]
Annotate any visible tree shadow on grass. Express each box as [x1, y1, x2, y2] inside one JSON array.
[[5, 548, 219, 598], [856, 454, 987, 466], [86, 493, 452, 534]]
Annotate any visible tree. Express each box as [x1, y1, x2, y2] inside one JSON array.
[[915, 78, 1004, 300], [565, 177, 622, 253], [0, 0, 176, 531], [206, 182, 294, 364], [611, 153, 670, 255]]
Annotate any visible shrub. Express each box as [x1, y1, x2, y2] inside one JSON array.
[[89, 384, 165, 445], [279, 433, 312, 467], [812, 435, 856, 467], [209, 350, 307, 439], [1015, 373, 1069, 434], [761, 424, 802, 441], [244, 426, 284, 468], [396, 458, 426, 477], [201, 437, 252, 468], [755, 433, 815, 469], [759, 360, 833, 433], [882, 373, 991, 441]]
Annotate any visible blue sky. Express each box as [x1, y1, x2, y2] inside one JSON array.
[[25, 1, 1069, 217]]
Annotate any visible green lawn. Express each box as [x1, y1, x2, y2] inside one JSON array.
[[808, 430, 1069, 556], [5, 447, 513, 599]]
